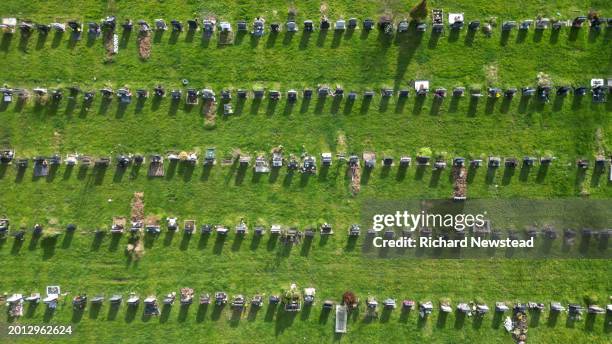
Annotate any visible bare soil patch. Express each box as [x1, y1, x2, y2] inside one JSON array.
[[138, 33, 151, 59]]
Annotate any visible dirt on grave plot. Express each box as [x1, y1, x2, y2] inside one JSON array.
[[336, 130, 347, 154], [452, 165, 467, 199], [203, 101, 217, 127], [131, 192, 144, 223], [485, 63, 499, 84], [351, 165, 361, 195], [511, 312, 529, 343], [126, 194, 146, 261], [320, 3, 328, 16], [138, 33, 151, 59], [133, 239, 145, 259], [126, 239, 145, 260], [103, 30, 115, 57], [145, 215, 160, 228]]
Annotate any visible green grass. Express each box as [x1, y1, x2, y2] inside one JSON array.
[[0, 0, 611, 343]]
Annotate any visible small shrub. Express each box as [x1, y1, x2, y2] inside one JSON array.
[[583, 293, 599, 305], [288, 3, 298, 18], [439, 297, 451, 304], [342, 291, 357, 306], [409, 0, 428, 21], [417, 147, 432, 157]]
